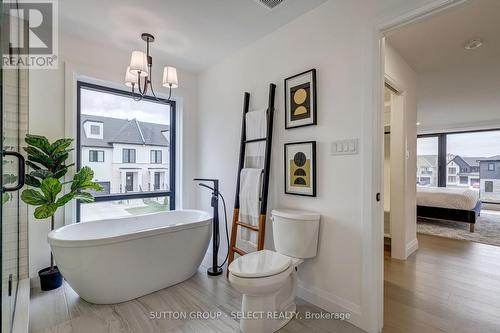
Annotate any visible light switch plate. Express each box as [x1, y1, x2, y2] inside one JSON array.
[[330, 139, 359, 155]]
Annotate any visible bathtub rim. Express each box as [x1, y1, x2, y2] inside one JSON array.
[[48, 209, 212, 248]]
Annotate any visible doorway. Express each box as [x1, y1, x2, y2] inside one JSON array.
[[125, 172, 134, 192]]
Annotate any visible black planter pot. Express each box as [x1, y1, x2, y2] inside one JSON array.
[[39, 266, 63, 291]]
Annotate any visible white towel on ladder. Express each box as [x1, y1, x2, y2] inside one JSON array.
[[245, 109, 267, 169], [238, 168, 262, 252]]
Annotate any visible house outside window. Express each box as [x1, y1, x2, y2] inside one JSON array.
[[489, 163, 495, 171], [151, 150, 162, 164], [459, 176, 468, 185], [485, 181, 494, 193], [122, 148, 136, 163], [89, 150, 104, 162], [448, 176, 456, 183], [77, 81, 176, 222], [448, 167, 457, 174]]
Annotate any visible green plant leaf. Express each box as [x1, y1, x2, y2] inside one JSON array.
[[30, 169, 53, 180], [25, 135, 51, 155], [3, 174, 17, 185], [48, 138, 73, 154], [28, 154, 54, 170], [21, 189, 48, 205], [40, 178, 62, 203], [55, 192, 75, 207], [25, 161, 41, 171], [34, 204, 58, 219], [2, 193, 11, 204], [25, 174, 41, 187], [74, 191, 95, 203], [52, 167, 68, 179]]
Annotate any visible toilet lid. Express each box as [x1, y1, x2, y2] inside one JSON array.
[[228, 250, 292, 278]]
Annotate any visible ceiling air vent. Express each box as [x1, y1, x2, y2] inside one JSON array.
[[254, 0, 286, 10]]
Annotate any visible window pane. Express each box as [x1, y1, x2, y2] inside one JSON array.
[[446, 130, 500, 203], [80, 86, 172, 197], [80, 197, 171, 222], [417, 137, 438, 187]]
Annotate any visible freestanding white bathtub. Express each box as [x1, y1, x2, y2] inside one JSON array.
[[48, 210, 211, 304]]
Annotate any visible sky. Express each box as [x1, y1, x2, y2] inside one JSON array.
[[80, 88, 170, 125], [417, 131, 500, 157]]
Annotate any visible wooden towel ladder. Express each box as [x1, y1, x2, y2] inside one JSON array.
[[227, 83, 276, 274]]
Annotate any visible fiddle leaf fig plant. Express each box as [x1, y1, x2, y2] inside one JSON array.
[[20, 134, 103, 271]]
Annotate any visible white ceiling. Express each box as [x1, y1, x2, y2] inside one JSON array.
[[385, 0, 500, 74], [59, 0, 327, 72]]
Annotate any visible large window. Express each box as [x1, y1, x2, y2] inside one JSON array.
[[150, 150, 162, 164], [122, 148, 136, 163], [89, 150, 104, 162], [417, 129, 500, 204], [417, 136, 439, 187], [77, 82, 176, 222]]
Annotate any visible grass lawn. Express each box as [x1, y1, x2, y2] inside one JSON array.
[[125, 201, 169, 215]]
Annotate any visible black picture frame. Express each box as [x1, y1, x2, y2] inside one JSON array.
[[284, 69, 317, 129], [284, 141, 317, 197]]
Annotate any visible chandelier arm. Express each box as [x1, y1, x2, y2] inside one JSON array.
[[131, 84, 143, 102]]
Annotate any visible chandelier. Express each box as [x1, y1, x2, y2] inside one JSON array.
[[125, 33, 178, 102]]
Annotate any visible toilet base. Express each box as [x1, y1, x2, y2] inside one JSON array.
[[240, 295, 296, 333], [238, 271, 298, 333]]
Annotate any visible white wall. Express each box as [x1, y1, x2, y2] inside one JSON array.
[[385, 42, 418, 259], [28, 32, 199, 278], [417, 56, 500, 133], [196, 0, 435, 331]]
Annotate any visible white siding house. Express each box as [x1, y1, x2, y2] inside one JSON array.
[[81, 115, 170, 195]]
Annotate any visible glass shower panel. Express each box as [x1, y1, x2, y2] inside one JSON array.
[[1, 1, 29, 331]]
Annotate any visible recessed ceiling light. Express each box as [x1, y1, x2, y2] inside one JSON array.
[[464, 39, 483, 50]]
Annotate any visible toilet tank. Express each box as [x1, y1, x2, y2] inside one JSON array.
[[271, 209, 320, 259]]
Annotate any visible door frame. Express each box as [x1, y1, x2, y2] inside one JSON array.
[[368, 0, 468, 331]]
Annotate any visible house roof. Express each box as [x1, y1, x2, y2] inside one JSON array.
[[81, 115, 169, 148], [417, 155, 437, 167], [448, 155, 484, 167], [477, 155, 500, 162]]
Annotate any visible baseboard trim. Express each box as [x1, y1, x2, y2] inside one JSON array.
[[406, 238, 419, 257], [297, 283, 365, 331], [13, 278, 30, 333]]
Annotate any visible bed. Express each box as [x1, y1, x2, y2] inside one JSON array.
[[416, 187, 481, 232]]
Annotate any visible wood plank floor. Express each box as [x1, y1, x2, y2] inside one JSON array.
[[29, 255, 363, 333], [383, 234, 500, 333], [32, 234, 500, 333]]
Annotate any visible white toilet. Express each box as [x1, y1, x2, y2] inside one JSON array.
[[228, 209, 320, 333]]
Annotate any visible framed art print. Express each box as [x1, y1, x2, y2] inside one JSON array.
[[284, 69, 317, 129], [284, 141, 316, 197]]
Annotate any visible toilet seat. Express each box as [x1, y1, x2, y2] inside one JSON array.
[[228, 250, 291, 278]]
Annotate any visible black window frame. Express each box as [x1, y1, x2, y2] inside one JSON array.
[[150, 149, 162, 164], [76, 81, 176, 221], [122, 148, 136, 163], [418, 127, 500, 205], [89, 150, 104, 162], [488, 163, 495, 171]]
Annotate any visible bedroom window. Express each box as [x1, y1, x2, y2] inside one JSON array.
[[89, 150, 104, 162], [77, 81, 176, 222]]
